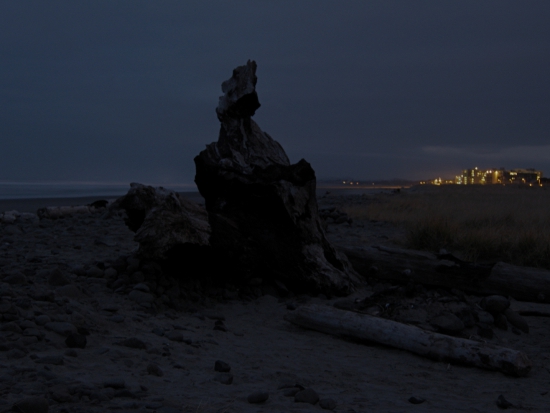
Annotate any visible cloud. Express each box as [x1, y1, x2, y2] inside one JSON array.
[[422, 145, 550, 162]]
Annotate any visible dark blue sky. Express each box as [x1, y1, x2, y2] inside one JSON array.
[[1, 1, 549, 184]]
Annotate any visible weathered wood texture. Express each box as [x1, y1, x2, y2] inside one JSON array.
[[114, 183, 211, 261], [193, 61, 360, 295], [285, 304, 532, 376], [339, 244, 550, 303]]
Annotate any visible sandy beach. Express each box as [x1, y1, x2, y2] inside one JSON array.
[[1, 192, 550, 412]]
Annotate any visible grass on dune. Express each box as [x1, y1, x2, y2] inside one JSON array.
[[343, 185, 550, 269]]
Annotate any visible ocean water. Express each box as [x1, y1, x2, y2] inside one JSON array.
[[0, 181, 401, 200], [0, 182, 197, 200]]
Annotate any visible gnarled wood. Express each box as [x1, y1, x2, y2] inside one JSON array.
[[114, 183, 210, 261], [338, 244, 550, 303], [194, 60, 360, 295], [285, 304, 532, 376]]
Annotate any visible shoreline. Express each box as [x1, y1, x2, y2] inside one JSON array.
[[0, 191, 205, 213]]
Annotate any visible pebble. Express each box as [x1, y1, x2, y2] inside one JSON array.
[[496, 394, 513, 409], [214, 360, 231, 372], [476, 310, 494, 325], [430, 313, 465, 333], [247, 391, 269, 403], [7, 348, 27, 359], [152, 327, 165, 336], [477, 324, 494, 339], [494, 313, 508, 330], [295, 388, 319, 404], [481, 295, 510, 314], [213, 320, 227, 332], [104, 378, 126, 389], [23, 328, 42, 338], [35, 355, 64, 365], [284, 387, 302, 397], [110, 314, 125, 323], [12, 396, 49, 413], [147, 363, 164, 377], [1, 321, 22, 333], [408, 396, 426, 404], [3, 271, 27, 285], [319, 398, 337, 410], [86, 266, 105, 278], [504, 309, 529, 333], [166, 330, 191, 343], [120, 337, 147, 349], [44, 321, 78, 336], [128, 290, 155, 304], [35, 315, 51, 326], [47, 268, 70, 286], [65, 333, 87, 348], [55, 284, 83, 299], [133, 283, 150, 292]]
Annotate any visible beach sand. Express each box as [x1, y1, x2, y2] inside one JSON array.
[[1, 194, 550, 412]]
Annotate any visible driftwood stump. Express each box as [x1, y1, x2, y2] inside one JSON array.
[[194, 60, 360, 295]]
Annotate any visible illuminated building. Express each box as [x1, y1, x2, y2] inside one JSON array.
[[437, 167, 544, 185]]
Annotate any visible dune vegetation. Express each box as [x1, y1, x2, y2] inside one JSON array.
[[343, 185, 550, 269]]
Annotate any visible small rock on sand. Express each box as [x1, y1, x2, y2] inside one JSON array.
[[247, 391, 269, 404], [504, 309, 529, 333], [319, 398, 337, 410], [496, 394, 513, 409], [430, 313, 464, 333], [214, 360, 231, 372], [481, 295, 510, 314], [147, 363, 164, 377], [408, 396, 426, 404], [65, 333, 87, 348], [120, 337, 147, 349], [104, 378, 126, 389], [12, 397, 49, 413], [295, 388, 319, 404]]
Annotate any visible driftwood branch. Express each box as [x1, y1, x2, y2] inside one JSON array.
[[338, 244, 550, 303], [285, 304, 532, 377], [518, 311, 550, 318]]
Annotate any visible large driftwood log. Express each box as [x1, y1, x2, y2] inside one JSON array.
[[194, 60, 360, 295], [285, 304, 532, 376], [339, 244, 550, 303]]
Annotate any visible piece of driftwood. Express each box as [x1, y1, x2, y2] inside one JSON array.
[[285, 304, 532, 376], [193, 60, 360, 295], [507, 301, 550, 319], [114, 183, 211, 261], [338, 244, 550, 303], [37, 205, 95, 219], [518, 311, 550, 318]]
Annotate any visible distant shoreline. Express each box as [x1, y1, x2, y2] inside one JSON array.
[[0, 191, 204, 213], [0, 186, 406, 213]]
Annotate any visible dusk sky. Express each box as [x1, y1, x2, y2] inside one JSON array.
[[1, 1, 549, 185]]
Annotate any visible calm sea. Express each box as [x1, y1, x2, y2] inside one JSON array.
[[0, 182, 403, 201], [0, 182, 197, 200]]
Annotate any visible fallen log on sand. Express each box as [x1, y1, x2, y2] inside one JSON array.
[[285, 304, 532, 377], [338, 244, 550, 303]]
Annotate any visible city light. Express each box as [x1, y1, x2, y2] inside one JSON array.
[[426, 167, 544, 186]]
